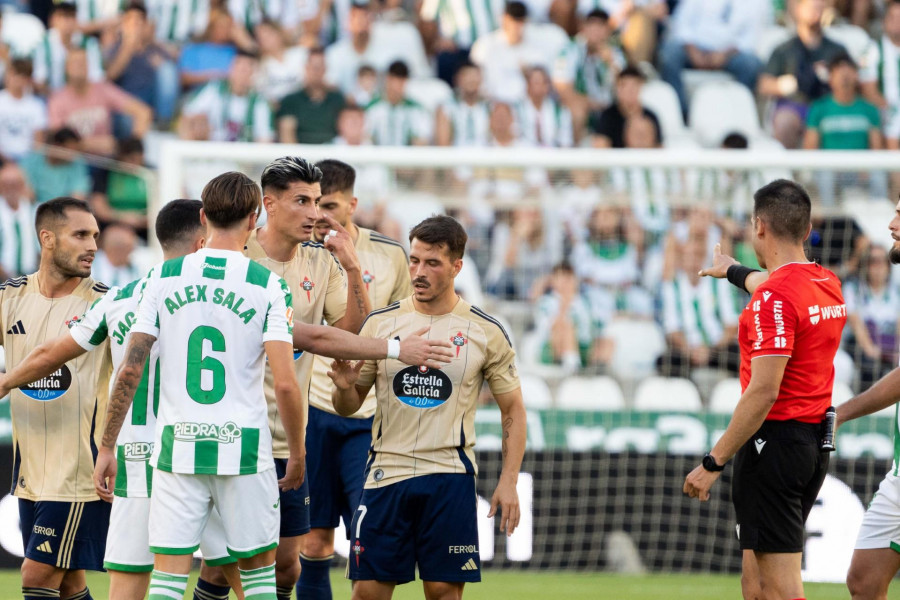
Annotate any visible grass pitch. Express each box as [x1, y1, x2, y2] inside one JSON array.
[[0, 569, 881, 599]]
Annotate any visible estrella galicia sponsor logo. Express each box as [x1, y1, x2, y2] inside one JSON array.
[[293, 348, 303, 360], [392, 366, 453, 408], [21, 365, 72, 401], [122, 442, 153, 461], [173, 421, 242, 444]]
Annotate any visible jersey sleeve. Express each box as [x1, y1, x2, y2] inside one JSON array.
[[483, 326, 520, 396], [132, 269, 161, 338], [263, 276, 294, 344], [355, 315, 379, 388], [69, 289, 116, 351], [323, 254, 348, 326], [747, 287, 798, 359]]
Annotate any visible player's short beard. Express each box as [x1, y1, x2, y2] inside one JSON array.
[[52, 247, 91, 278], [891, 244, 900, 265]]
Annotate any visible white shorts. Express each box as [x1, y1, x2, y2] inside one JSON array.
[[104, 496, 235, 571], [149, 469, 280, 559], [855, 470, 900, 551]]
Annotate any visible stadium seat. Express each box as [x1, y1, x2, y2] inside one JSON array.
[[681, 69, 734, 107], [689, 81, 762, 147], [371, 21, 431, 80], [405, 77, 453, 113], [603, 319, 666, 380], [640, 80, 688, 141], [825, 25, 875, 68], [633, 376, 703, 412], [0, 10, 45, 57], [756, 26, 792, 63], [520, 374, 554, 409], [556, 376, 625, 411], [709, 378, 742, 414]]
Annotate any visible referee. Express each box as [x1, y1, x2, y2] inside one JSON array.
[[683, 180, 845, 600]]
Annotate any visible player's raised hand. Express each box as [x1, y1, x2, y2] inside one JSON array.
[[682, 464, 720, 502], [488, 478, 520, 536], [399, 326, 454, 369], [698, 243, 739, 279], [328, 359, 365, 390], [278, 454, 305, 491], [92, 447, 117, 503], [321, 214, 361, 272]]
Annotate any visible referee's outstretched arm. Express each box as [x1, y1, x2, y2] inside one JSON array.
[[836, 368, 900, 428], [699, 243, 769, 294], [683, 355, 788, 501]]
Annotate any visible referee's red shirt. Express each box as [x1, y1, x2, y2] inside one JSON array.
[[738, 262, 846, 423]]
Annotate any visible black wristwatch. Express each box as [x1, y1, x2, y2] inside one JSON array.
[[702, 453, 725, 472]]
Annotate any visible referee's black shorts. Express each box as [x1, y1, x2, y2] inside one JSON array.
[[732, 419, 829, 553]]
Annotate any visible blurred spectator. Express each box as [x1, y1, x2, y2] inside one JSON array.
[[48, 49, 152, 157], [832, 0, 879, 28], [845, 244, 900, 389], [470, 1, 546, 103], [758, 0, 848, 149], [533, 261, 611, 371], [557, 169, 601, 242], [419, 0, 504, 84], [809, 213, 868, 276], [255, 19, 308, 105], [151, 0, 210, 46], [660, 0, 765, 117], [692, 132, 765, 220], [104, 2, 179, 126], [516, 66, 574, 147], [861, 0, 900, 150], [351, 64, 379, 107], [333, 105, 368, 144], [73, 0, 122, 35], [583, 0, 668, 64], [485, 205, 563, 298], [178, 9, 245, 90], [33, 2, 103, 94], [435, 62, 491, 147], [91, 222, 141, 287], [571, 204, 639, 288], [658, 237, 739, 378], [590, 65, 660, 148], [277, 47, 346, 143], [179, 51, 274, 143], [804, 53, 885, 204], [21, 128, 91, 204], [365, 61, 431, 145], [228, 0, 302, 36], [0, 162, 37, 280], [0, 59, 47, 162], [553, 9, 624, 141], [471, 102, 549, 196], [91, 137, 149, 235]]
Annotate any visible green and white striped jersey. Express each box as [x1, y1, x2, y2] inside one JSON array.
[[70, 278, 158, 498], [149, 0, 210, 44], [32, 30, 103, 91], [0, 199, 37, 278], [365, 97, 433, 146], [420, 0, 505, 48], [439, 96, 491, 147], [553, 38, 624, 107], [661, 272, 738, 348], [132, 249, 294, 476]]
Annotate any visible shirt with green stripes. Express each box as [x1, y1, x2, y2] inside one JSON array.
[[132, 248, 294, 476]]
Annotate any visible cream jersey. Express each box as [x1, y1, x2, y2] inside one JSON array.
[[132, 249, 294, 475], [309, 227, 412, 419], [70, 277, 159, 498], [244, 229, 347, 458], [2, 274, 112, 502], [356, 297, 520, 488]]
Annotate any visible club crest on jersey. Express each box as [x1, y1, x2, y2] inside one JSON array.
[[301, 277, 315, 301], [450, 332, 467, 357], [362, 270, 374, 291], [65, 315, 83, 329], [352, 541, 365, 567], [393, 366, 453, 408]]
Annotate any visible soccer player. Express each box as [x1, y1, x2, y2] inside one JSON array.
[[0, 197, 111, 600], [831, 195, 900, 600], [0, 200, 244, 600], [683, 179, 846, 600], [329, 215, 527, 600], [298, 159, 412, 600]]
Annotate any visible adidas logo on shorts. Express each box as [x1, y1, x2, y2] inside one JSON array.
[[460, 558, 478, 571], [36, 541, 52, 553]]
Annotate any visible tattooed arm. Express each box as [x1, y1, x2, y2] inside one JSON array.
[[489, 387, 527, 536], [321, 215, 371, 333], [92, 332, 156, 501]]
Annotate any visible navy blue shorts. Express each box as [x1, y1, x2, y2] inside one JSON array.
[[348, 474, 480, 584], [306, 406, 372, 538], [19, 498, 111, 571], [274, 458, 311, 538]]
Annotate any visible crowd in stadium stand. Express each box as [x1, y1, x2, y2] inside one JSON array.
[[0, 0, 897, 393]]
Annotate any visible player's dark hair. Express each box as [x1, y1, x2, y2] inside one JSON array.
[[722, 132, 749, 149], [505, 1, 528, 20], [585, 8, 609, 22], [35, 197, 92, 236], [261, 156, 323, 193], [201, 171, 261, 228], [387, 60, 410, 79], [753, 179, 812, 243], [409, 215, 467, 261], [156, 199, 203, 251], [317, 159, 356, 195]]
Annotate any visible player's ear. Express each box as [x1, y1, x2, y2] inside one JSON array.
[[199, 209, 208, 228], [803, 222, 812, 242], [38, 228, 55, 250], [349, 195, 358, 215], [452, 257, 463, 277], [262, 193, 276, 215], [248, 211, 258, 231]]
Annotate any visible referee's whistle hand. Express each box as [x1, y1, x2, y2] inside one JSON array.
[[93, 447, 116, 503], [683, 465, 720, 502]]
